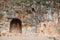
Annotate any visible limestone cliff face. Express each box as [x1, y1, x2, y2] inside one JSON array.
[[0, 0, 60, 38]]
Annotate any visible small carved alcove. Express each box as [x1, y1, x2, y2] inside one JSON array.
[[10, 18, 22, 33]]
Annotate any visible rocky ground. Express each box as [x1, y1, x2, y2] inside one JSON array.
[[0, 33, 60, 40]]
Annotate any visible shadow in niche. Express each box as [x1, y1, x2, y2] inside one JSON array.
[[10, 18, 22, 33]]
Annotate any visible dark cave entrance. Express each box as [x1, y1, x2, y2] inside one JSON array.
[[10, 18, 22, 33]]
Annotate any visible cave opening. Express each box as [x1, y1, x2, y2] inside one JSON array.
[[10, 18, 22, 33]]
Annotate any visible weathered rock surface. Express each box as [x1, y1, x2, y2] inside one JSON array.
[[0, 0, 60, 39]]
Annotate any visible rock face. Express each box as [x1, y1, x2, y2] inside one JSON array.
[[0, 0, 60, 38]]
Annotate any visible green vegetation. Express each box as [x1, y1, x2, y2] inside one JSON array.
[[0, 0, 60, 3]]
